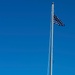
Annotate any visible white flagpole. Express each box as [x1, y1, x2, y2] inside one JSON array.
[[50, 2, 54, 75]]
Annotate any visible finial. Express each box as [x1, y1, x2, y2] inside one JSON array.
[[52, 2, 54, 4]]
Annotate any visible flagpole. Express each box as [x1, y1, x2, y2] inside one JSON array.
[[50, 2, 54, 75]]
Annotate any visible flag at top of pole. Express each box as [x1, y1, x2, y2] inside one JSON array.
[[54, 15, 65, 26], [48, 2, 65, 75], [52, 2, 65, 26]]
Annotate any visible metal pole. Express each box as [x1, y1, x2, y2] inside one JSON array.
[[50, 2, 54, 75]]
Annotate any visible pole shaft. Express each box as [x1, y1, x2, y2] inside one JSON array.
[[50, 3, 54, 75]]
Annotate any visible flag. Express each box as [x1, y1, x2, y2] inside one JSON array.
[[54, 15, 65, 26]]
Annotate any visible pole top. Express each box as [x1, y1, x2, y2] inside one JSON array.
[[52, 2, 54, 4]]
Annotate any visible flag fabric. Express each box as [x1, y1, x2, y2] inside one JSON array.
[[54, 15, 65, 26]]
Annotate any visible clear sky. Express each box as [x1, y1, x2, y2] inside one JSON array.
[[0, 0, 75, 75]]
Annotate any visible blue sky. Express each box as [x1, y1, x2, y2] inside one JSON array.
[[0, 0, 75, 75]]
